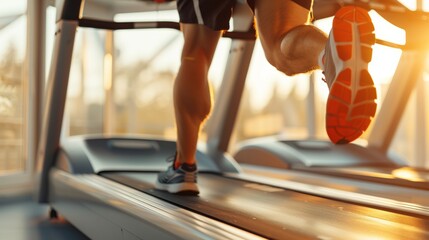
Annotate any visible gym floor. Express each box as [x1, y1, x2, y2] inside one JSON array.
[[0, 194, 89, 240]]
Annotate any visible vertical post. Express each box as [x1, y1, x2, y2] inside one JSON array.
[[415, 67, 427, 167], [104, 30, 115, 135], [27, 0, 47, 174], [205, 39, 255, 172], [38, 0, 83, 203], [307, 73, 317, 138]]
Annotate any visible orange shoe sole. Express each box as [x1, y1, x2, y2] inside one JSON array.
[[326, 6, 377, 144]]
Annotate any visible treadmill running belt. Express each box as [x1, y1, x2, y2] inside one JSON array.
[[102, 172, 429, 240]]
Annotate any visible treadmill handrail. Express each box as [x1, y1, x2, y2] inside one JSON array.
[[78, 18, 257, 40], [314, 0, 429, 49]]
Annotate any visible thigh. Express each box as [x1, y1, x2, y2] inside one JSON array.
[[254, 0, 313, 49]]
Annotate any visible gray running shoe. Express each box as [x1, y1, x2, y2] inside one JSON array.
[[155, 156, 199, 195]]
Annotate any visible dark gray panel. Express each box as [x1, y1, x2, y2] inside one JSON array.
[[234, 138, 404, 168], [59, 136, 226, 174]]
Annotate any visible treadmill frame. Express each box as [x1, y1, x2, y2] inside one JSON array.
[[37, 0, 261, 239]]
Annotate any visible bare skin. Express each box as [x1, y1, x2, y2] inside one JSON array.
[[174, 25, 221, 166], [174, 0, 328, 166]]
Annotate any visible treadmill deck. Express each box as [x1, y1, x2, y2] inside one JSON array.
[[103, 172, 429, 240]]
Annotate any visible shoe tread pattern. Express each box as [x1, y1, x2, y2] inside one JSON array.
[[326, 6, 377, 144]]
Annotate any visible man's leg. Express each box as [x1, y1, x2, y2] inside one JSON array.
[[174, 24, 221, 166], [254, 0, 376, 144], [155, 24, 221, 194]]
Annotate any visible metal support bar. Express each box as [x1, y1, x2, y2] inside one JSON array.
[[205, 39, 255, 172], [37, 20, 78, 203], [367, 50, 428, 153], [28, 0, 47, 173], [55, 0, 83, 21], [78, 18, 256, 40]]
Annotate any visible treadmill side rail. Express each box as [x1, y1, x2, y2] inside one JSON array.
[[50, 169, 265, 240]]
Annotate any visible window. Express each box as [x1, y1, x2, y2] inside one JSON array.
[[390, 57, 429, 168], [63, 28, 106, 136], [0, 1, 27, 175], [112, 27, 181, 137], [111, 29, 231, 139]]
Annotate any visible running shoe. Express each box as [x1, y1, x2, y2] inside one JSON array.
[[321, 6, 377, 144], [155, 155, 199, 195]]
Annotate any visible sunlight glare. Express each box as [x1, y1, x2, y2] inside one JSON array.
[[369, 11, 406, 45]]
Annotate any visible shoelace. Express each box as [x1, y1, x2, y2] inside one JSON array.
[[321, 71, 326, 83]]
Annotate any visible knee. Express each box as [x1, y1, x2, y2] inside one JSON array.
[[279, 61, 301, 76], [261, 40, 304, 76], [262, 25, 324, 76]]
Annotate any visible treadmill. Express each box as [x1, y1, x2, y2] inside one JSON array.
[[38, 0, 429, 239], [234, 0, 429, 191]]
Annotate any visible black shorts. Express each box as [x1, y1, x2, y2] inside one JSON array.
[[177, 0, 313, 31]]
